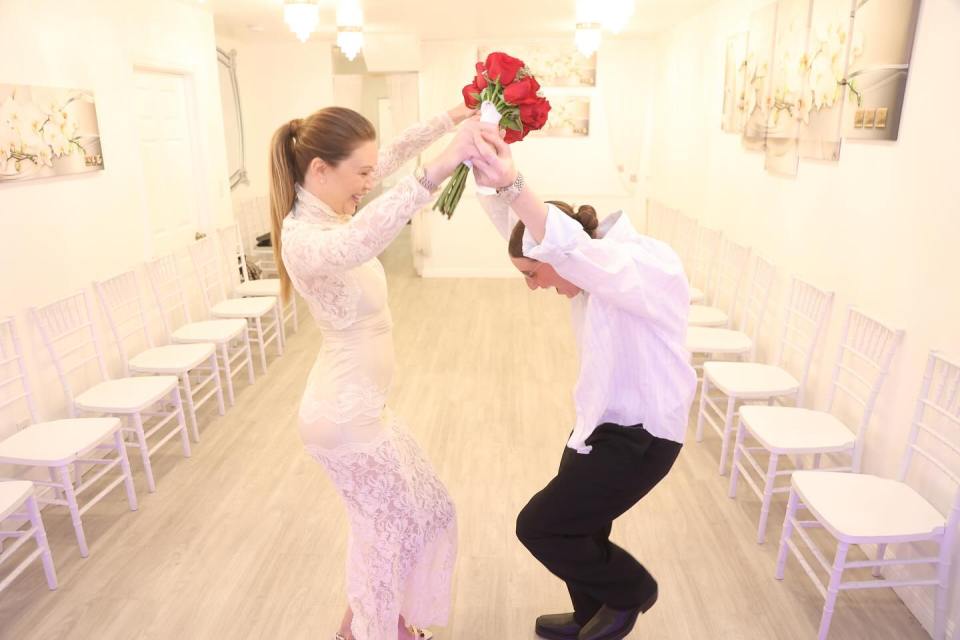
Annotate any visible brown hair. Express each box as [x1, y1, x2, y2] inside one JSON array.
[[269, 107, 376, 301], [508, 200, 599, 259]]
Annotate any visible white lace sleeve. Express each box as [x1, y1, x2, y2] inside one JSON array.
[[372, 113, 454, 183], [283, 176, 432, 277]]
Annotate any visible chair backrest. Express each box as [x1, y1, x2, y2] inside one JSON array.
[[691, 226, 723, 299], [645, 200, 678, 245], [736, 255, 777, 359], [145, 253, 194, 340], [217, 224, 249, 287], [711, 238, 752, 323], [672, 214, 699, 273], [0, 317, 39, 427], [93, 270, 154, 377], [236, 195, 270, 256], [30, 291, 109, 417], [899, 351, 960, 536], [189, 237, 228, 314], [773, 277, 834, 406], [824, 307, 904, 471]]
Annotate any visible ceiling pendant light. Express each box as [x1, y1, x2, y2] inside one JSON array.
[[336, 0, 364, 61], [575, 23, 602, 57], [283, 0, 320, 43]]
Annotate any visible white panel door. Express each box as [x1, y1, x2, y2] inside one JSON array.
[[133, 69, 201, 255]]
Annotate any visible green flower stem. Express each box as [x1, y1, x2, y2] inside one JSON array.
[[433, 162, 471, 218]]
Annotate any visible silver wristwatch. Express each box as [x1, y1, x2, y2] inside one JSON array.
[[496, 172, 524, 203]]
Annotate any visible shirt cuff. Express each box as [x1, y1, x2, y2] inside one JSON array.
[[523, 203, 592, 264]]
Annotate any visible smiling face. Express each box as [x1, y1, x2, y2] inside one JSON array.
[[305, 139, 378, 216], [511, 256, 581, 298]]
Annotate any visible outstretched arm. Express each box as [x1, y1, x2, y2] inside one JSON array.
[[373, 104, 476, 182]]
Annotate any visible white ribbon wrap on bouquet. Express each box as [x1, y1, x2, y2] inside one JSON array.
[[465, 100, 503, 196]]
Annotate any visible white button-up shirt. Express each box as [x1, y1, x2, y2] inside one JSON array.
[[481, 197, 696, 453]]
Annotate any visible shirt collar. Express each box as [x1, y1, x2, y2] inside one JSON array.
[[596, 210, 636, 241], [294, 183, 349, 225]]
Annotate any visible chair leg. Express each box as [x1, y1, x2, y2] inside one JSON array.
[[276, 301, 287, 349], [47, 467, 63, 502], [180, 371, 200, 443], [254, 316, 268, 374], [57, 465, 88, 557], [934, 541, 952, 640], [758, 453, 780, 544], [25, 494, 57, 590], [274, 306, 284, 355], [114, 430, 138, 511], [172, 388, 191, 458], [132, 413, 156, 494], [775, 487, 799, 580], [728, 417, 746, 498], [872, 543, 886, 578], [718, 395, 736, 475], [219, 343, 235, 406], [242, 331, 255, 384], [819, 542, 850, 640], [696, 375, 710, 442], [211, 352, 226, 416]]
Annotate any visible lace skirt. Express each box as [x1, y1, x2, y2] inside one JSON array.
[[306, 413, 457, 639]]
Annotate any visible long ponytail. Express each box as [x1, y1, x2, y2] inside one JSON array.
[[269, 119, 300, 303]]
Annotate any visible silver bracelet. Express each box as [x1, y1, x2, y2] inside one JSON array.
[[496, 172, 524, 203], [415, 166, 439, 192]]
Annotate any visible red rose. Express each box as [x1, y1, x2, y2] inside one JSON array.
[[503, 126, 529, 144], [485, 52, 525, 85], [503, 76, 541, 106], [474, 62, 488, 90], [519, 97, 551, 130], [462, 82, 482, 109]]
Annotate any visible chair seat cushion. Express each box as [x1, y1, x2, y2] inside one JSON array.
[[793, 471, 946, 541]]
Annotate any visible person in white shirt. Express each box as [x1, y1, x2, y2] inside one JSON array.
[[470, 123, 697, 640]]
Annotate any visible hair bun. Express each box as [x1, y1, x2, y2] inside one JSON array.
[[289, 118, 302, 137], [574, 204, 599, 233]]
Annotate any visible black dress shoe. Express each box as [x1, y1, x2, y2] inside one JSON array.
[[535, 612, 583, 640], [577, 589, 658, 640], [576, 606, 641, 640]]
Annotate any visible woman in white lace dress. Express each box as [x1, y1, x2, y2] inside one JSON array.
[[268, 104, 476, 640]]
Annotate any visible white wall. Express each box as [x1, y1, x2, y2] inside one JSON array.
[[649, 0, 960, 635], [218, 37, 335, 205], [0, 0, 231, 427]]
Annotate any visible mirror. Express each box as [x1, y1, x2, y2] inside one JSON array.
[[217, 47, 247, 189]]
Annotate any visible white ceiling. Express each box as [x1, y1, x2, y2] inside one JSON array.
[[206, 0, 723, 42]]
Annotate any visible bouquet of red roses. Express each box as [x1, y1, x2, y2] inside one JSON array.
[[433, 52, 551, 218]]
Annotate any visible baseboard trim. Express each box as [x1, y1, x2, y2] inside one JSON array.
[[419, 266, 521, 278]]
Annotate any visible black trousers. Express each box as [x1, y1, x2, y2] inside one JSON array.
[[516, 423, 682, 625]]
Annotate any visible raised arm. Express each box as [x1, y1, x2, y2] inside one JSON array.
[[476, 192, 517, 240], [283, 115, 480, 280], [282, 178, 433, 277], [373, 104, 476, 182], [524, 205, 689, 319]]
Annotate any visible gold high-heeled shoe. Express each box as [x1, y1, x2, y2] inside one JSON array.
[[408, 627, 433, 640]]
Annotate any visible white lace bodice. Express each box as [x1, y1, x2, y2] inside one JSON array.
[[281, 113, 452, 446], [281, 113, 451, 333]]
